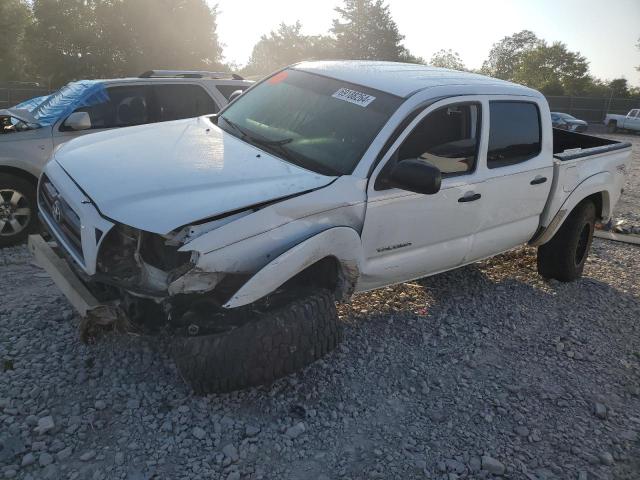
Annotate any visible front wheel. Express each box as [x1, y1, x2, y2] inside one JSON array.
[[0, 174, 38, 248], [537, 200, 596, 282], [172, 289, 342, 394]]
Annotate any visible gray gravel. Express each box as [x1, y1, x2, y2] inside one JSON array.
[[600, 131, 640, 227], [1, 135, 639, 480]]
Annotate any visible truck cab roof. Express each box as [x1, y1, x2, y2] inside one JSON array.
[[293, 60, 540, 99]]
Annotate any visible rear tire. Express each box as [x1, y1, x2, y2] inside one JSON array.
[[0, 174, 38, 248], [606, 121, 617, 133], [172, 289, 342, 394], [537, 201, 596, 282]]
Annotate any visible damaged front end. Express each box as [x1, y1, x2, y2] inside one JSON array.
[[89, 223, 239, 329]]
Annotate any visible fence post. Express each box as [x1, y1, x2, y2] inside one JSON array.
[[6, 89, 11, 108], [568, 96, 573, 116]]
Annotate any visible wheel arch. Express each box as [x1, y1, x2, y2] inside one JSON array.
[[223, 226, 363, 308], [531, 173, 611, 247], [0, 165, 39, 186]]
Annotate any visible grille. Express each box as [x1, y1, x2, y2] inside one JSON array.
[[39, 174, 84, 261]]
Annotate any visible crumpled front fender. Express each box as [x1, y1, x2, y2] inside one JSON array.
[[223, 227, 363, 308]]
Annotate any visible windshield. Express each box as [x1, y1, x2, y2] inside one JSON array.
[[218, 69, 402, 175], [29, 80, 109, 126]]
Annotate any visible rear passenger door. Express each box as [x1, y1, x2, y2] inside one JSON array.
[[153, 84, 219, 122], [466, 98, 553, 261]]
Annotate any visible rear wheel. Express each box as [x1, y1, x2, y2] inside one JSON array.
[[0, 174, 38, 248], [537, 200, 596, 282], [172, 289, 342, 394], [607, 121, 617, 133]]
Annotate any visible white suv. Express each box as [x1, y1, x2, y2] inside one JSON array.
[[0, 70, 252, 246]]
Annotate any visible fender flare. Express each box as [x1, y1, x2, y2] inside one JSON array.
[[531, 172, 611, 247], [224, 226, 363, 308]]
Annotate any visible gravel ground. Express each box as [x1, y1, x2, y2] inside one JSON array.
[[599, 131, 640, 226], [1, 135, 639, 480]]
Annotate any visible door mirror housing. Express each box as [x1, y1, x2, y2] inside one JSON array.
[[63, 111, 92, 131], [388, 159, 441, 195]]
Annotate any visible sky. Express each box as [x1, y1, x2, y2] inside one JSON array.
[[212, 0, 640, 86]]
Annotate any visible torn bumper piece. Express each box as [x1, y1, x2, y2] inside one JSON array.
[[28, 235, 121, 323]]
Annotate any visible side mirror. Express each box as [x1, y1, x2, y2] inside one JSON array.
[[388, 159, 441, 195], [63, 111, 91, 131], [228, 90, 244, 103]]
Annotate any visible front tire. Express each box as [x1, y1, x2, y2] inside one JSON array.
[[537, 201, 596, 282], [0, 174, 38, 248], [172, 289, 342, 394]]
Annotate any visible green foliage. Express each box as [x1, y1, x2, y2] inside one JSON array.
[[243, 22, 335, 76], [0, 0, 33, 82], [429, 49, 466, 71], [607, 78, 630, 98], [481, 30, 542, 80], [511, 41, 590, 96], [331, 0, 414, 62], [482, 31, 591, 96], [21, 0, 223, 87]]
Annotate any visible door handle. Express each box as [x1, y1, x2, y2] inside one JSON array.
[[458, 192, 481, 203], [530, 176, 547, 185]]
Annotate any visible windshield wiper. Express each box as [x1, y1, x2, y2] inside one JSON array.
[[219, 116, 339, 176], [219, 116, 250, 140]]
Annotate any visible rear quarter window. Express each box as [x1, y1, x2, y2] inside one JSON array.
[[487, 101, 541, 168]]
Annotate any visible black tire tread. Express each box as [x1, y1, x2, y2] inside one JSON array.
[[172, 289, 341, 394], [537, 200, 596, 282]]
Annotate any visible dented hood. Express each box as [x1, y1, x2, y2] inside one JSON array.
[[54, 116, 336, 234]]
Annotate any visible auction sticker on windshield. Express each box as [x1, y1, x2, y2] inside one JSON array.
[[332, 88, 376, 107]]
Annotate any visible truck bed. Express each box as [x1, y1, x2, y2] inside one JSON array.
[[537, 129, 633, 235], [553, 128, 631, 161]]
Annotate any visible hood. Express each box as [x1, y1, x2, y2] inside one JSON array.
[[0, 108, 40, 125], [54, 116, 336, 234]]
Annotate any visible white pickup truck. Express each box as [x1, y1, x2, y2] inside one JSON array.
[[30, 61, 632, 393], [604, 108, 640, 132]]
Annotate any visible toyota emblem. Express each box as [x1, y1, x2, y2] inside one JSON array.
[[52, 200, 62, 223]]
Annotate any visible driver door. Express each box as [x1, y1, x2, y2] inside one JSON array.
[[358, 97, 488, 291], [52, 84, 154, 149]]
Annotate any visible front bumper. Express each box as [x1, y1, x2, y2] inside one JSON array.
[[28, 234, 119, 321]]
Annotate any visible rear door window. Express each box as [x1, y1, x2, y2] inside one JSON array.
[[154, 84, 218, 122], [487, 101, 541, 168]]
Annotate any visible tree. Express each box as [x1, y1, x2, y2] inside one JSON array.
[[0, 0, 33, 82], [100, 0, 224, 76], [481, 30, 542, 80], [331, 0, 413, 62], [607, 78, 630, 98], [244, 22, 335, 75], [512, 41, 590, 96], [23, 0, 224, 87], [429, 49, 466, 71]]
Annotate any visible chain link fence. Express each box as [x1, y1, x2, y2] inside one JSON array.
[[0, 87, 52, 109], [546, 95, 640, 123]]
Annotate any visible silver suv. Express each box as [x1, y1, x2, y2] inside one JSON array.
[[0, 70, 252, 247]]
